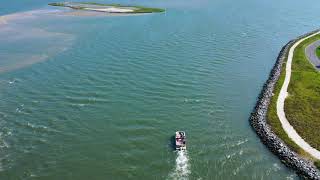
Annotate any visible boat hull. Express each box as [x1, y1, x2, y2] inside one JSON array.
[[175, 131, 186, 151]]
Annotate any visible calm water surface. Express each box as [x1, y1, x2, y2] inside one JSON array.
[[1, 0, 320, 179]]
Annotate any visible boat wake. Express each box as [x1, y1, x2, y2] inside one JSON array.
[[168, 151, 190, 180]]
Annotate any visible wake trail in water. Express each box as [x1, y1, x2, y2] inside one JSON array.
[[168, 151, 190, 180]]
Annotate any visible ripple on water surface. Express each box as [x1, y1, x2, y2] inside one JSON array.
[[0, 1, 305, 179]]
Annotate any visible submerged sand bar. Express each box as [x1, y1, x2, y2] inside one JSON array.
[[49, 2, 165, 14]]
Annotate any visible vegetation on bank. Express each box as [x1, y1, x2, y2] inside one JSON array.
[[129, 6, 165, 13], [315, 160, 320, 169], [78, 2, 165, 12], [49, 2, 64, 6], [316, 46, 320, 59], [267, 34, 320, 169], [49, 2, 86, 9], [267, 49, 302, 154], [285, 34, 320, 151], [48, 2, 165, 13]]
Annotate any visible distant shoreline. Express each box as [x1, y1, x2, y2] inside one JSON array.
[[48, 2, 165, 14]]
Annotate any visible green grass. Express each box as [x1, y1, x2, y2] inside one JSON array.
[[48, 2, 65, 7], [285, 34, 320, 151], [48, 2, 86, 9], [48, 2, 165, 13], [267, 34, 320, 168], [315, 160, 320, 169], [267, 51, 302, 154], [131, 6, 165, 13], [316, 46, 320, 59]]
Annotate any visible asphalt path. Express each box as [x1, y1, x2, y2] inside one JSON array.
[[305, 40, 320, 70]]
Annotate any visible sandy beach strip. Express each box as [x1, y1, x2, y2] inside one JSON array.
[[84, 7, 134, 13]]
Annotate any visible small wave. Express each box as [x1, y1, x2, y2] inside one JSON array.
[[26, 122, 48, 130], [232, 159, 253, 175], [286, 174, 296, 180], [15, 104, 24, 113], [0, 131, 10, 149], [236, 139, 248, 146], [168, 151, 191, 180], [266, 163, 281, 176], [217, 138, 248, 149], [0, 140, 9, 149], [8, 78, 20, 84], [23, 122, 59, 134], [226, 151, 237, 160], [183, 98, 201, 103], [70, 103, 86, 107]]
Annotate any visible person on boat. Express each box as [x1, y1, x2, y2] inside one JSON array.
[[179, 132, 184, 138]]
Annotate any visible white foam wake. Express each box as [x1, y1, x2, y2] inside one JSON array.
[[168, 151, 190, 180]]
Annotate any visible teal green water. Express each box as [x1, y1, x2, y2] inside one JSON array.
[[1, 0, 320, 179]]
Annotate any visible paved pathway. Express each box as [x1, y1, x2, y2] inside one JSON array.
[[277, 32, 320, 160], [305, 40, 320, 70]]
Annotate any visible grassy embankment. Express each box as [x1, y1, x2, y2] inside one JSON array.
[[316, 46, 320, 59], [49, 2, 85, 10], [267, 34, 320, 169], [48, 2, 165, 13], [315, 160, 320, 169]]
